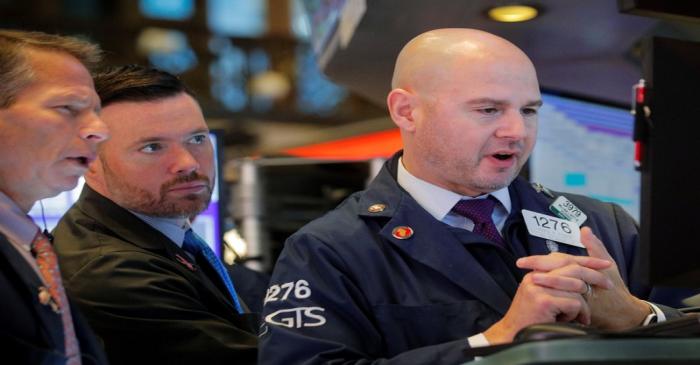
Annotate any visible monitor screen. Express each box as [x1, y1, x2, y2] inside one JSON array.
[[29, 131, 224, 257], [530, 93, 639, 221]]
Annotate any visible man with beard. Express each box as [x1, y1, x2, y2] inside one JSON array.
[[259, 28, 684, 364], [52, 65, 258, 364]]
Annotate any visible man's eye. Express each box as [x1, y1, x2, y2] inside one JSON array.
[[56, 105, 77, 115], [189, 134, 208, 144], [140, 143, 162, 153], [480, 108, 499, 115], [522, 107, 539, 116]]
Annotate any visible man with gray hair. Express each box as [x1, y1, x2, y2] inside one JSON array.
[[0, 29, 109, 364]]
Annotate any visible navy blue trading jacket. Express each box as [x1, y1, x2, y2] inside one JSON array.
[[259, 153, 685, 365]]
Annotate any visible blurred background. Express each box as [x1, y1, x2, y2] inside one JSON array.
[[4, 0, 700, 272]]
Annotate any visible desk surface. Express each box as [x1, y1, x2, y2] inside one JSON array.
[[472, 337, 700, 364]]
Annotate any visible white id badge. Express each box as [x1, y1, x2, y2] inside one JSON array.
[[522, 209, 583, 248], [549, 196, 588, 226]]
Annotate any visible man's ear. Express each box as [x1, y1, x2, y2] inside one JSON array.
[[387, 88, 417, 133]]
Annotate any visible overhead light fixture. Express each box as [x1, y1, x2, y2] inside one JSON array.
[[487, 5, 539, 22], [249, 70, 291, 100]]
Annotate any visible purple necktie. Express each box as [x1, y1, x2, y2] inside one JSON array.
[[452, 197, 505, 247]]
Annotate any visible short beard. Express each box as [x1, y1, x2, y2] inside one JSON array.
[[102, 160, 212, 218], [469, 166, 519, 193]]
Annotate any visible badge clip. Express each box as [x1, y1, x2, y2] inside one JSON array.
[[531, 182, 555, 198]]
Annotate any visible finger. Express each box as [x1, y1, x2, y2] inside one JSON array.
[[580, 227, 613, 261], [549, 264, 614, 289], [574, 297, 592, 326], [549, 292, 587, 323], [517, 253, 612, 272], [530, 272, 581, 292], [531, 272, 586, 292], [530, 265, 613, 292], [518, 277, 586, 321]]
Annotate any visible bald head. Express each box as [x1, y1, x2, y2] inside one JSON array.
[[391, 28, 535, 93], [386, 28, 541, 196]]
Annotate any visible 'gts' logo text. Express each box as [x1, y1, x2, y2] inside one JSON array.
[[265, 307, 326, 328]]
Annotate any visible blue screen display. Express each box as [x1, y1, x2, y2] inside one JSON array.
[[530, 93, 639, 221]]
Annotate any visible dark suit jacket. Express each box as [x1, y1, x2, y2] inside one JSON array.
[[0, 232, 108, 365], [52, 186, 257, 365], [259, 153, 684, 365]]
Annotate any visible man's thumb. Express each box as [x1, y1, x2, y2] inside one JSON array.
[[581, 226, 612, 260]]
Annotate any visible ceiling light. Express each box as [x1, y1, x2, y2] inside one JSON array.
[[137, 27, 186, 54], [249, 70, 291, 100], [488, 5, 539, 23]]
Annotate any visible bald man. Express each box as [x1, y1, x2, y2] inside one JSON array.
[[258, 29, 682, 364]]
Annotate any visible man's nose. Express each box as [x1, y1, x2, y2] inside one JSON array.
[[170, 146, 200, 175], [79, 113, 109, 143], [496, 111, 528, 140]]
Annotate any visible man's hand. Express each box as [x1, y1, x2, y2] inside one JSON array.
[[484, 254, 612, 344], [517, 253, 615, 296], [578, 227, 651, 329], [516, 227, 651, 330]]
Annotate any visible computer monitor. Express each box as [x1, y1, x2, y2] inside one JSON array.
[[28, 130, 225, 257], [638, 36, 700, 288], [529, 92, 639, 221]]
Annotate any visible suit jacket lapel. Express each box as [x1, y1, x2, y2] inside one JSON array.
[[76, 186, 241, 314], [358, 164, 512, 316], [0, 237, 64, 350], [381, 202, 511, 315]]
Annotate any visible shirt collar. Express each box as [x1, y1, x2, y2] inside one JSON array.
[[130, 211, 190, 247], [397, 157, 511, 221], [0, 190, 40, 247], [0, 190, 44, 280]]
